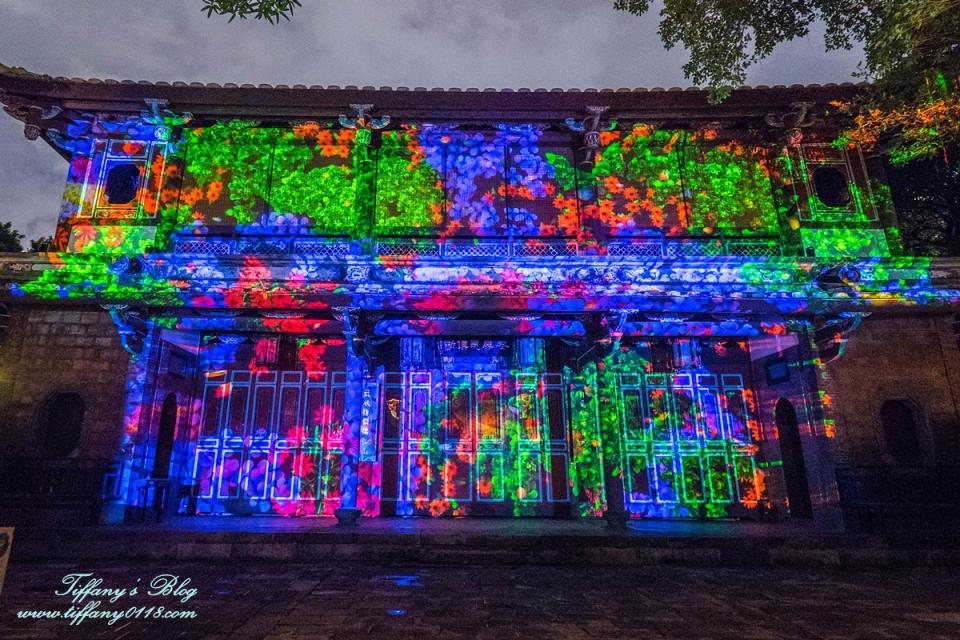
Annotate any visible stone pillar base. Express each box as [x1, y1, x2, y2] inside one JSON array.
[[603, 510, 630, 530], [334, 508, 363, 527]]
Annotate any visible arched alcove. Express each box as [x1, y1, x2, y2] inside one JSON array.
[[42, 392, 85, 457], [880, 399, 922, 465]]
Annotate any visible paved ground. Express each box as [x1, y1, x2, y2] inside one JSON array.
[[1, 560, 959, 639]]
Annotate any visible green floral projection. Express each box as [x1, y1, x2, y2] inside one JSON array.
[[592, 342, 766, 519], [374, 126, 444, 234], [9, 254, 181, 304], [683, 133, 779, 234], [568, 364, 606, 517], [164, 121, 795, 241], [176, 122, 362, 233], [589, 126, 780, 236]]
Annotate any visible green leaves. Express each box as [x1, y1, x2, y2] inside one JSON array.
[[615, 0, 960, 156], [201, 0, 301, 23], [0, 221, 24, 252]]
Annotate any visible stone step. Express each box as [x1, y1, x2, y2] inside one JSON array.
[[8, 518, 960, 568]]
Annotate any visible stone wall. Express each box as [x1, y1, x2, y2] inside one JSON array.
[[0, 303, 130, 459], [826, 313, 960, 466]]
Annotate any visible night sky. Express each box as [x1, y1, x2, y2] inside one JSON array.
[[0, 0, 863, 241]]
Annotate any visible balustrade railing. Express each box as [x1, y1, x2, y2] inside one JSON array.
[[172, 234, 782, 260], [172, 235, 356, 258]]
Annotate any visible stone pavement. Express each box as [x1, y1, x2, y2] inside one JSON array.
[[1, 559, 959, 639]]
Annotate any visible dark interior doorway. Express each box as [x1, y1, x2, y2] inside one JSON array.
[[153, 393, 178, 479], [43, 392, 85, 457], [775, 398, 813, 519]]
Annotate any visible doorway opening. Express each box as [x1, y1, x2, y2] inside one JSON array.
[[775, 398, 813, 518], [154, 393, 178, 479]]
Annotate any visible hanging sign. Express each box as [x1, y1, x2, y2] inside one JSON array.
[[359, 380, 379, 463]]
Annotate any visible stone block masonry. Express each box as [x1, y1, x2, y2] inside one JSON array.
[[0, 303, 130, 459], [827, 314, 960, 466]]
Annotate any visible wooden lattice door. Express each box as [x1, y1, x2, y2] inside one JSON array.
[[192, 369, 345, 515], [381, 370, 572, 516], [617, 370, 761, 518]]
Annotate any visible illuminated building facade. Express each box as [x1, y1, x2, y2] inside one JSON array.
[[1, 64, 959, 529]]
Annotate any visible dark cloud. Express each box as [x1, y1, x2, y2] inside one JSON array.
[[0, 0, 863, 239]]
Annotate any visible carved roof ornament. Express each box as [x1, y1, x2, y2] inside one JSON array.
[[416, 313, 459, 321], [48, 109, 187, 151], [47, 129, 92, 155], [589, 309, 636, 361], [140, 98, 193, 143], [643, 313, 692, 324], [603, 309, 637, 340], [339, 104, 390, 145], [0, 91, 63, 141], [764, 101, 819, 147], [333, 306, 360, 333], [23, 122, 41, 141], [565, 105, 612, 168], [815, 264, 862, 291], [40, 105, 62, 120]]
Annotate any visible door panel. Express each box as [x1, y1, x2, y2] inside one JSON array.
[[549, 453, 571, 502], [618, 370, 762, 518], [193, 369, 344, 515], [477, 452, 505, 501], [388, 370, 573, 516]]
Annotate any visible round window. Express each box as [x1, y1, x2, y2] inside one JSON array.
[[812, 167, 851, 208], [104, 163, 141, 205]]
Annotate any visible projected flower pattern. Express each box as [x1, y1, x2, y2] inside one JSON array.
[[4, 116, 957, 520]]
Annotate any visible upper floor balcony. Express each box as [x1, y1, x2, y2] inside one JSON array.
[[0, 67, 947, 318], [54, 120, 898, 261]]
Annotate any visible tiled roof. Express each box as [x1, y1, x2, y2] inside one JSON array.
[[0, 62, 865, 142], [0, 62, 866, 95]]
